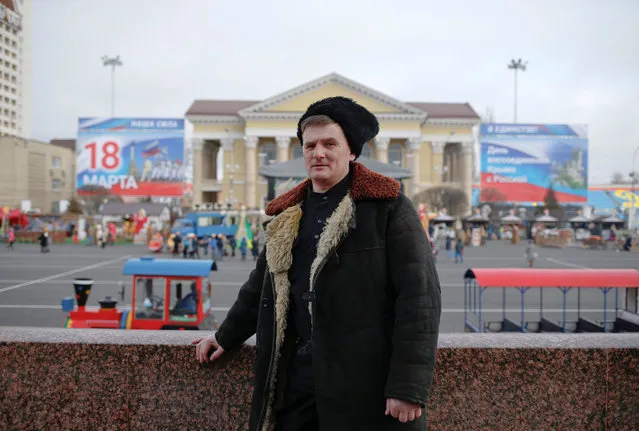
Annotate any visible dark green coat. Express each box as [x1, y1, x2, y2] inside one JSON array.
[[215, 163, 442, 431]]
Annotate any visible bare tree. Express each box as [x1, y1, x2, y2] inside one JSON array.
[[482, 107, 496, 123], [539, 184, 564, 219], [480, 187, 507, 203], [79, 186, 122, 214], [610, 172, 630, 184], [66, 197, 84, 215], [413, 186, 469, 216]]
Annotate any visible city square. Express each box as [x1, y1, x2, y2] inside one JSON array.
[[1, 240, 636, 333]]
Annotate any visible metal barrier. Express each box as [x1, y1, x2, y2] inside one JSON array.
[[464, 268, 639, 333]]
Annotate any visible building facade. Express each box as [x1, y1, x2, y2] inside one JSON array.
[[186, 73, 480, 211], [0, 0, 31, 138], [0, 136, 76, 212]]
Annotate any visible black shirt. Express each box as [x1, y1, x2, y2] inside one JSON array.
[[285, 173, 350, 394], [288, 173, 351, 341]]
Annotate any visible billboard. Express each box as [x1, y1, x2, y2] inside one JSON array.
[[479, 123, 588, 204], [76, 118, 187, 197]]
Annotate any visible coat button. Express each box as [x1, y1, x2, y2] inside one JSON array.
[[262, 299, 269, 308]]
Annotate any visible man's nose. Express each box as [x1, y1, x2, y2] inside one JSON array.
[[313, 146, 326, 158]]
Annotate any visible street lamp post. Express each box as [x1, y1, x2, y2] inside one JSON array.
[[102, 55, 123, 118], [629, 146, 639, 230], [507, 58, 527, 123]]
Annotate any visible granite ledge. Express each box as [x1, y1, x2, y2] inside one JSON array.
[[1, 327, 638, 348]]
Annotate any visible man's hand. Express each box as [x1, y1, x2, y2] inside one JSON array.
[[385, 398, 422, 423], [191, 334, 225, 363]]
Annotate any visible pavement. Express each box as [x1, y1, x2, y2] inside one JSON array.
[[0, 241, 637, 332]]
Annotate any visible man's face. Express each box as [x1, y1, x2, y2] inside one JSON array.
[[302, 122, 355, 192]]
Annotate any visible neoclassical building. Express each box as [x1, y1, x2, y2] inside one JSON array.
[[186, 73, 480, 211]]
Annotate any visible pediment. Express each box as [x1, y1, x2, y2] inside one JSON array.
[[238, 73, 426, 119]]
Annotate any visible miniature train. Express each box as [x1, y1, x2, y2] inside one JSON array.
[[62, 257, 219, 330]]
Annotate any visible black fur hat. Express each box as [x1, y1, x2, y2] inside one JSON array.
[[297, 96, 379, 159]]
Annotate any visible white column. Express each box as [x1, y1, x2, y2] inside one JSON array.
[[219, 138, 235, 201], [275, 136, 291, 162], [374, 137, 390, 163], [244, 136, 259, 209], [431, 141, 446, 185], [192, 138, 203, 204], [220, 138, 234, 152], [460, 140, 473, 215], [407, 137, 421, 197], [450, 151, 458, 183]]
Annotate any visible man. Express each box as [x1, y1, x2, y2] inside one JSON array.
[[193, 96, 441, 430]]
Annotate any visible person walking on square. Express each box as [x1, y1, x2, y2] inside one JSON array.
[[229, 235, 237, 257], [193, 96, 441, 431], [182, 234, 191, 258], [239, 236, 248, 261], [173, 231, 182, 257], [189, 234, 200, 259], [251, 237, 260, 261], [216, 234, 225, 261], [525, 239, 537, 267], [6, 228, 15, 250], [39, 231, 50, 253], [209, 234, 219, 260], [454, 237, 464, 264]]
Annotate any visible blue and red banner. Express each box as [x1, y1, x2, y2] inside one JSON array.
[[479, 123, 588, 204], [76, 118, 186, 197]]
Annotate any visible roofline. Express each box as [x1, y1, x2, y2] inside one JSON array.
[[184, 99, 258, 117], [408, 101, 481, 119], [238, 72, 427, 116], [186, 115, 244, 125]]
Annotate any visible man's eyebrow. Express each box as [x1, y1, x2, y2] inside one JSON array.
[[305, 137, 337, 145]]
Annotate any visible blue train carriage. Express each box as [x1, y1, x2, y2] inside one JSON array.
[[62, 257, 219, 330]]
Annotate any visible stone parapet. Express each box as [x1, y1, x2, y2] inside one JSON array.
[[1, 328, 637, 430]]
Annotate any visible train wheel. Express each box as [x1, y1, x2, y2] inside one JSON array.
[[120, 310, 130, 329]]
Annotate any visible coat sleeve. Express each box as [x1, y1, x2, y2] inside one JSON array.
[[384, 195, 442, 406], [214, 247, 267, 351]]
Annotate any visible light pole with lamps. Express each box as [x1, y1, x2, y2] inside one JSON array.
[[629, 146, 639, 230], [102, 55, 123, 117], [507, 58, 527, 123]]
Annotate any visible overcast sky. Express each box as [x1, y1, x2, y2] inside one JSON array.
[[33, 0, 639, 184]]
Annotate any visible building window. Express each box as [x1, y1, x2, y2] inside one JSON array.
[[52, 179, 62, 191], [52, 156, 62, 169], [389, 143, 404, 166], [292, 144, 303, 159], [360, 142, 373, 158], [259, 142, 277, 166]]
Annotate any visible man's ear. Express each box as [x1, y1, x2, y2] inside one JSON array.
[[349, 153, 356, 161]]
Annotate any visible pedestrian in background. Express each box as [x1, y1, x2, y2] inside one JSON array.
[[182, 234, 191, 258], [239, 237, 247, 261], [525, 239, 537, 267], [39, 231, 50, 253], [229, 235, 237, 257], [454, 237, 464, 264], [6, 227, 15, 250]]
